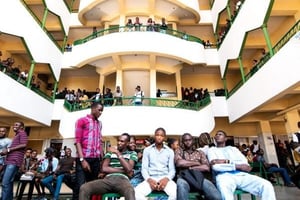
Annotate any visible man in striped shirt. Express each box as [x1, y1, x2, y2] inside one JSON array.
[[79, 133, 137, 200], [0, 121, 28, 200]]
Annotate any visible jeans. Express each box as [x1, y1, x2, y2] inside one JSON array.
[[79, 175, 135, 200], [73, 158, 100, 200], [1, 164, 19, 200], [41, 174, 64, 199], [177, 177, 222, 200], [268, 166, 292, 184]]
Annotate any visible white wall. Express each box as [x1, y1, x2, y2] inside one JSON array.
[[62, 32, 208, 68], [0, 74, 54, 126], [227, 33, 300, 122], [0, 1, 64, 80], [218, 0, 272, 77], [58, 103, 216, 138]]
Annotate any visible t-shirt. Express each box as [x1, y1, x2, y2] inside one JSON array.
[[104, 150, 137, 178]]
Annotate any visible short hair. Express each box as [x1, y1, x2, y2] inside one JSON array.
[[216, 130, 227, 137], [181, 133, 192, 141], [298, 121, 300, 128], [167, 138, 178, 148], [91, 102, 103, 109], [121, 133, 130, 142], [155, 127, 166, 135], [16, 121, 24, 128]]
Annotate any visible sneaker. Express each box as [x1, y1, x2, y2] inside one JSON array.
[[286, 183, 296, 187]]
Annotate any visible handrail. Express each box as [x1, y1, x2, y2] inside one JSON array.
[[227, 20, 300, 98], [63, 96, 211, 112], [0, 68, 54, 103], [73, 25, 204, 46]]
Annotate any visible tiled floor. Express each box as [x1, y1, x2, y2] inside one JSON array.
[[12, 182, 300, 200]]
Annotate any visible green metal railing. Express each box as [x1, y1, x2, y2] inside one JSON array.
[[73, 25, 204, 46], [63, 96, 211, 112], [227, 20, 300, 98]]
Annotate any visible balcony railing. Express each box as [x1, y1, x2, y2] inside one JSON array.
[[227, 20, 300, 98], [63, 96, 211, 112], [73, 25, 204, 46]]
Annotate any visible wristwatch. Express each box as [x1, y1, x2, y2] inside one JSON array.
[[79, 157, 84, 162]]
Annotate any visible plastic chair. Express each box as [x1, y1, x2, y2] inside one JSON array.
[[234, 189, 256, 200]]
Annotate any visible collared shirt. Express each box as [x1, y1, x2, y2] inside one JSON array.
[[207, 146, 248, 173], [39, 157, 59, 173], [0, 137, 12, 165], [5, 130, 28, 167], [104, 150, 137, 178], [75, 114, 102, 158], [141, 144, 175, 180], [174, 147, 209, 172]]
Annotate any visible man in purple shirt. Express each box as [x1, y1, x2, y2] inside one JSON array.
[[0, 121, 28, 200], [73, 102, 104, 200]]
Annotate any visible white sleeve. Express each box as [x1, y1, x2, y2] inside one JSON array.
[[293, 133, 299, 143]]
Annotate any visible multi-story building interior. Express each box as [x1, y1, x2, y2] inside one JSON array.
[[0, 0, 300, 165]]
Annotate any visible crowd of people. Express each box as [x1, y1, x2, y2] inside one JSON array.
[[0, 104, 300, 200]]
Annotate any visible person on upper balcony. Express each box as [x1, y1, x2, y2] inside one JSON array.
[[146, 18, 155, 32], [132, 85, 144, 105], [134, 17, 142, 31]]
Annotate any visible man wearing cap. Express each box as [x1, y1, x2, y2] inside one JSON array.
[[133, 85, 144, 105]]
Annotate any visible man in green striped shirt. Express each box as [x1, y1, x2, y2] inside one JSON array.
[[79, 133, 137, 200]]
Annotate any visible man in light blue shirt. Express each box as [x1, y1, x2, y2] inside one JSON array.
[[135, 127, 176, 200], [207, 130, 276, 200]]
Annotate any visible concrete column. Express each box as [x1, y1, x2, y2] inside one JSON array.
[[99, 74, 105, 94], [258, 121, 278, 164], [284, 110, 300, 138], [115, 69, 123, 90], [150, 69, 156, 98], [175, 69, 182, 100]]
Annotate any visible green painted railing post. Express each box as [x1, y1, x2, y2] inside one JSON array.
[[238, 56, 246, 83], [52, 82, 58, 102], [41, 7, 48, 29], [223, 78, 228, 98], [26, 60, 35, 88], [226, 1, 232, 21], [262, 24, 274, 56]]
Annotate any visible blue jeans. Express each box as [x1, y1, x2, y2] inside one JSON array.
[[268, 166, 292, 184], [1, 164, 19, 200], [41, 174, 65, 199], [177, 177, 221, 200]]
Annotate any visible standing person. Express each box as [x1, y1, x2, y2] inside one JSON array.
[[73, 102, 104, 200], [114, 86, 123, 105], [133, 85, 144, 105], [250, 140, 260, 155], [79, 133, 137, 200], [135, 127, 176, 200], [0, 127, 12, 174], [207, 130, 276, 200], [291, 121, 300, 154], [175, 133, 221, 200], [0, 121, 28, 200]]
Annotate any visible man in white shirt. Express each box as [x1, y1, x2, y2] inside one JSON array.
[[135, 127, 176, 200], [207, 130, 275, 200]]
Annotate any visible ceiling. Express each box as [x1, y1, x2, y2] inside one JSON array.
[[1, 0, 300, 128]]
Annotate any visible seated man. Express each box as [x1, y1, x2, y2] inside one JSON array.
[[175, 133, 221, 200], [41, 147, 75, 200], [207, 130, 276, 200], [135, 127, 176, 200], [256, 148, 295, 187], [79, 133, 137, 200], [35, 147, 59, 199]]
